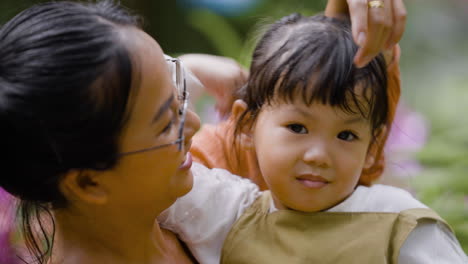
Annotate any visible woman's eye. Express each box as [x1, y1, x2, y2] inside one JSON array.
[[174, 99, 183, 116], [337, 131, 358, 141], [287, 124, 308, 134], [160, 119, 174, 134]]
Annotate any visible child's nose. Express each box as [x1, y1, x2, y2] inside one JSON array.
[[302, 142, 331, 168]]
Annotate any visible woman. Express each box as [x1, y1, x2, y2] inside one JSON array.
[[0, 1, 199, 263], [0, 0, 406, 263]]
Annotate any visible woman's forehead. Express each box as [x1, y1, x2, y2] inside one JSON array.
[[122, 27, 168, 92], [119, 27, 174, 122]]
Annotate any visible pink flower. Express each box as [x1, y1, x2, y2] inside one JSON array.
[[385, 103, 429, 177], [0, 188, 19, 264]]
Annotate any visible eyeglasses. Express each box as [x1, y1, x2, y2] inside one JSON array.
[[119, 57, 189, 156]]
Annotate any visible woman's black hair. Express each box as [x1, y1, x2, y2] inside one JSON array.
[[235, 14, 388, 139], [0, 1, 140, 263]]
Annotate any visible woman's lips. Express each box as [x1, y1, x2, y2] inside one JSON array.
[[296, 175, 329, 188], [179, 152, 193, 170]]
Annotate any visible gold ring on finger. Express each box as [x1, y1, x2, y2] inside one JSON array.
[[368, 0, 384, 8]]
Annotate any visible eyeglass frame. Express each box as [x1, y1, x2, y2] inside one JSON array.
[[118, 57, 189, 156]]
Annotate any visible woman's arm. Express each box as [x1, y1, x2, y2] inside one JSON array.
[[179, 54, 248, 118]]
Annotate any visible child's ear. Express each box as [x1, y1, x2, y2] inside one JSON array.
[[59, 169, 108, 205], [364, 126, 387, 169], [231, 99, 254, 149], [364, 152, 376, 170], [231, 99, 247, 119]]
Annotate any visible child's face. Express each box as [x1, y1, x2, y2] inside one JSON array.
[[251, 98, 376, 212]]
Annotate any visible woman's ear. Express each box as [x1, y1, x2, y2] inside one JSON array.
[[59, 169, 108, 205], [231, 99, 254, 149], [364, 126, 387, 169]]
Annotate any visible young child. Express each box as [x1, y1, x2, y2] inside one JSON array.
[[159, 14, 468, 264], [189, 41, 399, 192]]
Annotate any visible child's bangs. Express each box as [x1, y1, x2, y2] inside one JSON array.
[[243, 15, 389, 133], [275, 53, 385, 116], [264, 37, 387, 132]]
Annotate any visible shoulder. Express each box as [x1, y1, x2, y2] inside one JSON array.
[[191, 121, 235, 169], [160, 163, 261, 232], [335, 184, 428, 213], [363, 184, 428, 212], [191, 123, 223, 154], [400, 219, 468, 264], [159, 163, 262, 264], [185, 163, 261, 216], [191, 162, 258, 191], [192, 120, 233, 144]]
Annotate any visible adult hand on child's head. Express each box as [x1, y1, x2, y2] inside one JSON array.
[[325, 0, 407, 68], [179, 54, 248, 118]]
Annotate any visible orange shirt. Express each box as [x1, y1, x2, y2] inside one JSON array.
[[191, 46, 401, 190]]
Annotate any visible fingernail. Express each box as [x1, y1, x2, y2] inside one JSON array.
[[357, 32, 366, 47]]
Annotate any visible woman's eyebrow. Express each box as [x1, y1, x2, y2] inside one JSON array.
[[152, 95, 174, 124]]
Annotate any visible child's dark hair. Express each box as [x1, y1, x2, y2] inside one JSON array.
[[235, 14, 388, 139], [0, 1, 140, 263]]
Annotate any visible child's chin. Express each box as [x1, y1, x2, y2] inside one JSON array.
[[285, 199, 334, 212]]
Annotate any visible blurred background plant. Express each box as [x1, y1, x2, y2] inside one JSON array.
[[0, 0, 467, 255]]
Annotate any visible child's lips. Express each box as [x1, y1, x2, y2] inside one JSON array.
[[296, 175, 329, 188]]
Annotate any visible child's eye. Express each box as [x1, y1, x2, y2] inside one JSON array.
[[337, 131, 358, 141], [287, 124, 308, 134]]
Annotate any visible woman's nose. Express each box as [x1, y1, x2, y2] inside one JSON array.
[[184, 109, 200, 144]]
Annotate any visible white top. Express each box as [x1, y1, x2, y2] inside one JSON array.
[[159, 163, 468, 264]]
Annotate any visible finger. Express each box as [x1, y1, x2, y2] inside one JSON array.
[[366, 0, 391, 53], [347, 0, 369, 46], [385, 0, 407, 48], [381, 26, 392, 51], [355, 0, 392, 67], [355, 17, 385, 66], [354, 26, 385, 67]]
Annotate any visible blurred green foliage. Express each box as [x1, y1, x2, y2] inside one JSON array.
[[410, 78, 468, 252], [398, 0, 468, 253], [1, 0, 467, 255]]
